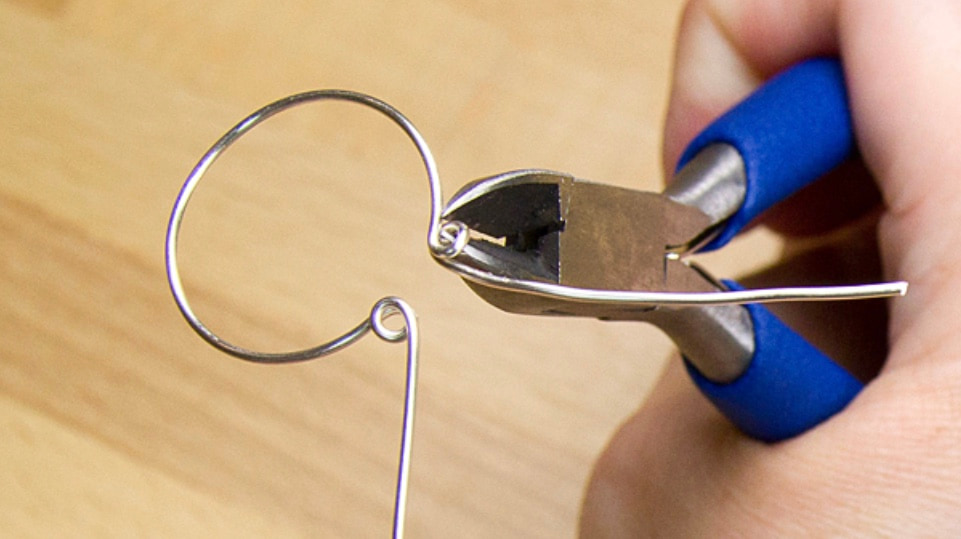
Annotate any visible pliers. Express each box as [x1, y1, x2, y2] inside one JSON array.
[[434, 58, 892, 442]]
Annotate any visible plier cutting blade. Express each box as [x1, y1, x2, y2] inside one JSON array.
[[435, 58, 902, 442]]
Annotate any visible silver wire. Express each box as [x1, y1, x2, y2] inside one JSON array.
[[370, 298, 418, 539], [164, 90, 435, 538], [440, 257, 909, 307], [166, 89, 456, 363]]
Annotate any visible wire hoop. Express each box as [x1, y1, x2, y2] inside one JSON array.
[[164, 90, 429, 538], [165, 89, 451, 362]]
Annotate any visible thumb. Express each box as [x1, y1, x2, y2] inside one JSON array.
[[841, 1, 961, 371]]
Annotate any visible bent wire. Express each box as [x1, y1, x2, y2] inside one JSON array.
[[166, 73, 907, 534], [165, 90, 443, 539]]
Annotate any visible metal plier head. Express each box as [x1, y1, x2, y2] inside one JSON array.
[[436, 169, 719, 320]]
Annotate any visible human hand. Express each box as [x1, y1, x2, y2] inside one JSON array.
[[580, 0, 961, 535]]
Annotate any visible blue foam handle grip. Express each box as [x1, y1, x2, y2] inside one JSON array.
[[685, 287, 863, 442], [677, 58, 854, 250]]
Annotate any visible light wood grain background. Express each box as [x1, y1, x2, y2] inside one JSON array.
[[1, 1, 782, 536]]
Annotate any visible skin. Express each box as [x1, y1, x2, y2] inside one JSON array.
[[579, 0, 961, 535]]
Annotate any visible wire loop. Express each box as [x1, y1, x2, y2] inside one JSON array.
[[164, 90, 430, 538]]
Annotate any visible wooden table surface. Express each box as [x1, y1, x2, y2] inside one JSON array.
[[1, 1, 782, 536]]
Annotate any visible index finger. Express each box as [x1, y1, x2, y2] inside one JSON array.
[[662, 0, 841, 170]]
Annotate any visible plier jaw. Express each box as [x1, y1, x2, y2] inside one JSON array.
[[439, 170, 567, 286], [438, 169, 718, 319]]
